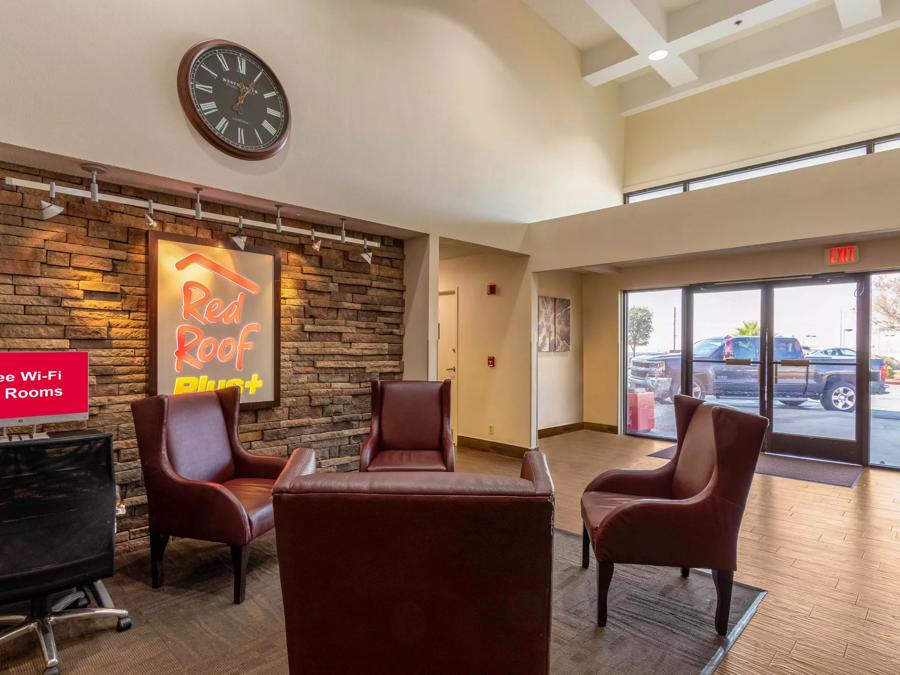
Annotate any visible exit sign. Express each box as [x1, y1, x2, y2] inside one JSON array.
[[825, 244, 859, 266]]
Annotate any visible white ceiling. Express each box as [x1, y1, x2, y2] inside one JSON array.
[[523, 0, 900, 115]]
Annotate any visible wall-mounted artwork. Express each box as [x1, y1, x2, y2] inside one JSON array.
[[149, 232, 281, 409], [538, 296, 571, 352]]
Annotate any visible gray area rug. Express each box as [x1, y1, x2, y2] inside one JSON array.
[[650, 444, 862, 488], [551, 530, 765, 674], [1, 530, 764, 674]]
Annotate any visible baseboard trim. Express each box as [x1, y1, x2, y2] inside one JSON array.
[[583, 422, 618, 435], [538, 422, 584, 438], [457, 435, 532, 459]]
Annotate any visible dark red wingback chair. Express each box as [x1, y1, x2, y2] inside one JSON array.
[[581, 395, 768, 635], [131, 387, 315, 603], [273, 450, 554, 674], [359, 379, 455, 472]]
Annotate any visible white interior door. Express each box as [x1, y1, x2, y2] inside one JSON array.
[[438, 291, 459, 442]]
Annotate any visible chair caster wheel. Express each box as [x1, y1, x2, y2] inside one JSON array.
[[75, 596, 90, 609], [43, 667, 60, 675], [117, 617, 132, 632]]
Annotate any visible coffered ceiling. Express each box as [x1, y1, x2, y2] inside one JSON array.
[[523, 0, 900, 114]]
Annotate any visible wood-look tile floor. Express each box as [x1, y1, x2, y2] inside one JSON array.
[[458, 430, 900, 675]]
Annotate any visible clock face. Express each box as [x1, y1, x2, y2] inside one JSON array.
[[178, 41, 290, 159]]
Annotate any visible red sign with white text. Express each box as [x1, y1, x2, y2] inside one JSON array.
[[0, 351, 89, 424]]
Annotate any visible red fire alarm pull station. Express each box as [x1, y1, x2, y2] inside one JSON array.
[[487, 356, 496, 368], [487, 284, 497, 295]]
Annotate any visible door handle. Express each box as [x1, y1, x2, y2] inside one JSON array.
[[779, 359, 810, 367], [724, 358, 752, 366], [446, 366, 456, 372]]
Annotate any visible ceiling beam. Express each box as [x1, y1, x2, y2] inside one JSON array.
[[581, 0, 821, 87], [834, 0, 883, 28], [582, 0, 700, 87], [620, 0, 900, 115]]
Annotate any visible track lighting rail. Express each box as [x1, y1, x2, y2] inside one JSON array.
[[3, 176, 381, 248]]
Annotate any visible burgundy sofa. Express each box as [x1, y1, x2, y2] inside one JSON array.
[[273, 450, 554, 674], [131, 387, 315, 603], [359, 379, 455, 472], [581, 395, 768, 634]]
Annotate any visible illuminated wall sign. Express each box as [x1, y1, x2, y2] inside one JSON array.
[[825, 244, 859, 266], [150, 232, 280, 409]]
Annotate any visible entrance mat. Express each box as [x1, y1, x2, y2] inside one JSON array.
[[552, 530, 766, 674], [650, 445, 862, 488]]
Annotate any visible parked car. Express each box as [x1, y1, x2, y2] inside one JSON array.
[[629, 336, 886, 413]]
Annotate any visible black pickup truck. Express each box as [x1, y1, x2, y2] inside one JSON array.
[[629, 336, 886, 413]]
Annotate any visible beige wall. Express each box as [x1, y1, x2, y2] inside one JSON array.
[[0, 0, 624, 251], [582, 235, 900, 427], [536, 270, 583, 429], [403, 235, 439, 380], [527, 147, 900, 272], [624, 30, 900, 191], [439, 253, 534, 448]]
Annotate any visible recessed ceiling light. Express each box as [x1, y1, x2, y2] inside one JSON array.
[[648, 49, 669, 61]]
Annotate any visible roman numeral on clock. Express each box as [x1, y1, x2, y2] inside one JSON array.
[[267, 108, 282, 118], [263, 90, 277, 99], [261, 120, 277, 136], [237, 127, 245, 145], [216, 53, 229, 71], [215, 117, 229, 134], [254, 129, 264, 145], [236, 55, 246, 75], [195, 83, 213, 94], [199, 101, 218, 115]]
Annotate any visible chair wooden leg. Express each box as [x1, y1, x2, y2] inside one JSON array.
[[597, 561, 614, 627], [582, 525, 590, 569], [231, 544, 250, 605], [681, 567, 690, 578], [150, 532, 169, 589], [712, 569, 734, 636]]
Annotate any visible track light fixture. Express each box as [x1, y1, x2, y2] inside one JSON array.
[[360, 239, 373, 265], [275, 205, 283, 234], [340, 218, 347, 244], [145, 199, 158, 229], [310, 228, 322, 252], [194, 187, 203, 220], [81, 163, 105, 202], [232, 214, 247, 250], [40, 181, 65, 220]]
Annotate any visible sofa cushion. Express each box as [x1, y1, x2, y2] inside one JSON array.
[[366, 450, 448, 472]]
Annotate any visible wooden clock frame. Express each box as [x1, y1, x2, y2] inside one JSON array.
[[176, 39, 291, 161]]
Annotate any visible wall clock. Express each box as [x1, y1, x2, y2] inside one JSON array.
[[177, 39, 291, 160]]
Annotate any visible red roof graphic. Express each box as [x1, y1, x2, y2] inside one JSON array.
[[175, 253, 261, 294]]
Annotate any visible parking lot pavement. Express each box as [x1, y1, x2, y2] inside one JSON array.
[[636, 391, 900, 468]]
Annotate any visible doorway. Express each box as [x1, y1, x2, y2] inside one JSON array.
[[438, 290, 459, 442], [686, 276, 867, 465]]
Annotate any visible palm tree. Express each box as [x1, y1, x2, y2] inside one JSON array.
[[735, 319, 760, 336]]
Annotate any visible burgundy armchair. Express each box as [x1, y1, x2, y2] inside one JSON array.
[[131, 387, 315, 603], [273, 450, 555, 674], [581, 395, 768, 635], [359, 379, 455, 472]]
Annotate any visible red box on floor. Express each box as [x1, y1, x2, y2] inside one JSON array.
[[627, 391, 655, 432]]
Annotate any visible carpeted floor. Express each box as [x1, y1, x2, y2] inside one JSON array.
[[649, 445, 862, 488], [1, 531, 764, 674]]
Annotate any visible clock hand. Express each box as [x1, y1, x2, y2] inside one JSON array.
[[233, 83, 250, 112]]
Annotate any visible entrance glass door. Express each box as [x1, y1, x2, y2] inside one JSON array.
[[686, 277, 866, 465], [766, 279, 865, 464], [689, 287, 763, 416]]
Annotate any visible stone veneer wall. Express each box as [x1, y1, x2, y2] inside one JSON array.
[[0, 161, 404, 550]]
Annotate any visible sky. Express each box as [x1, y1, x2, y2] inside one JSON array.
[[625, 279, 900, 357]]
